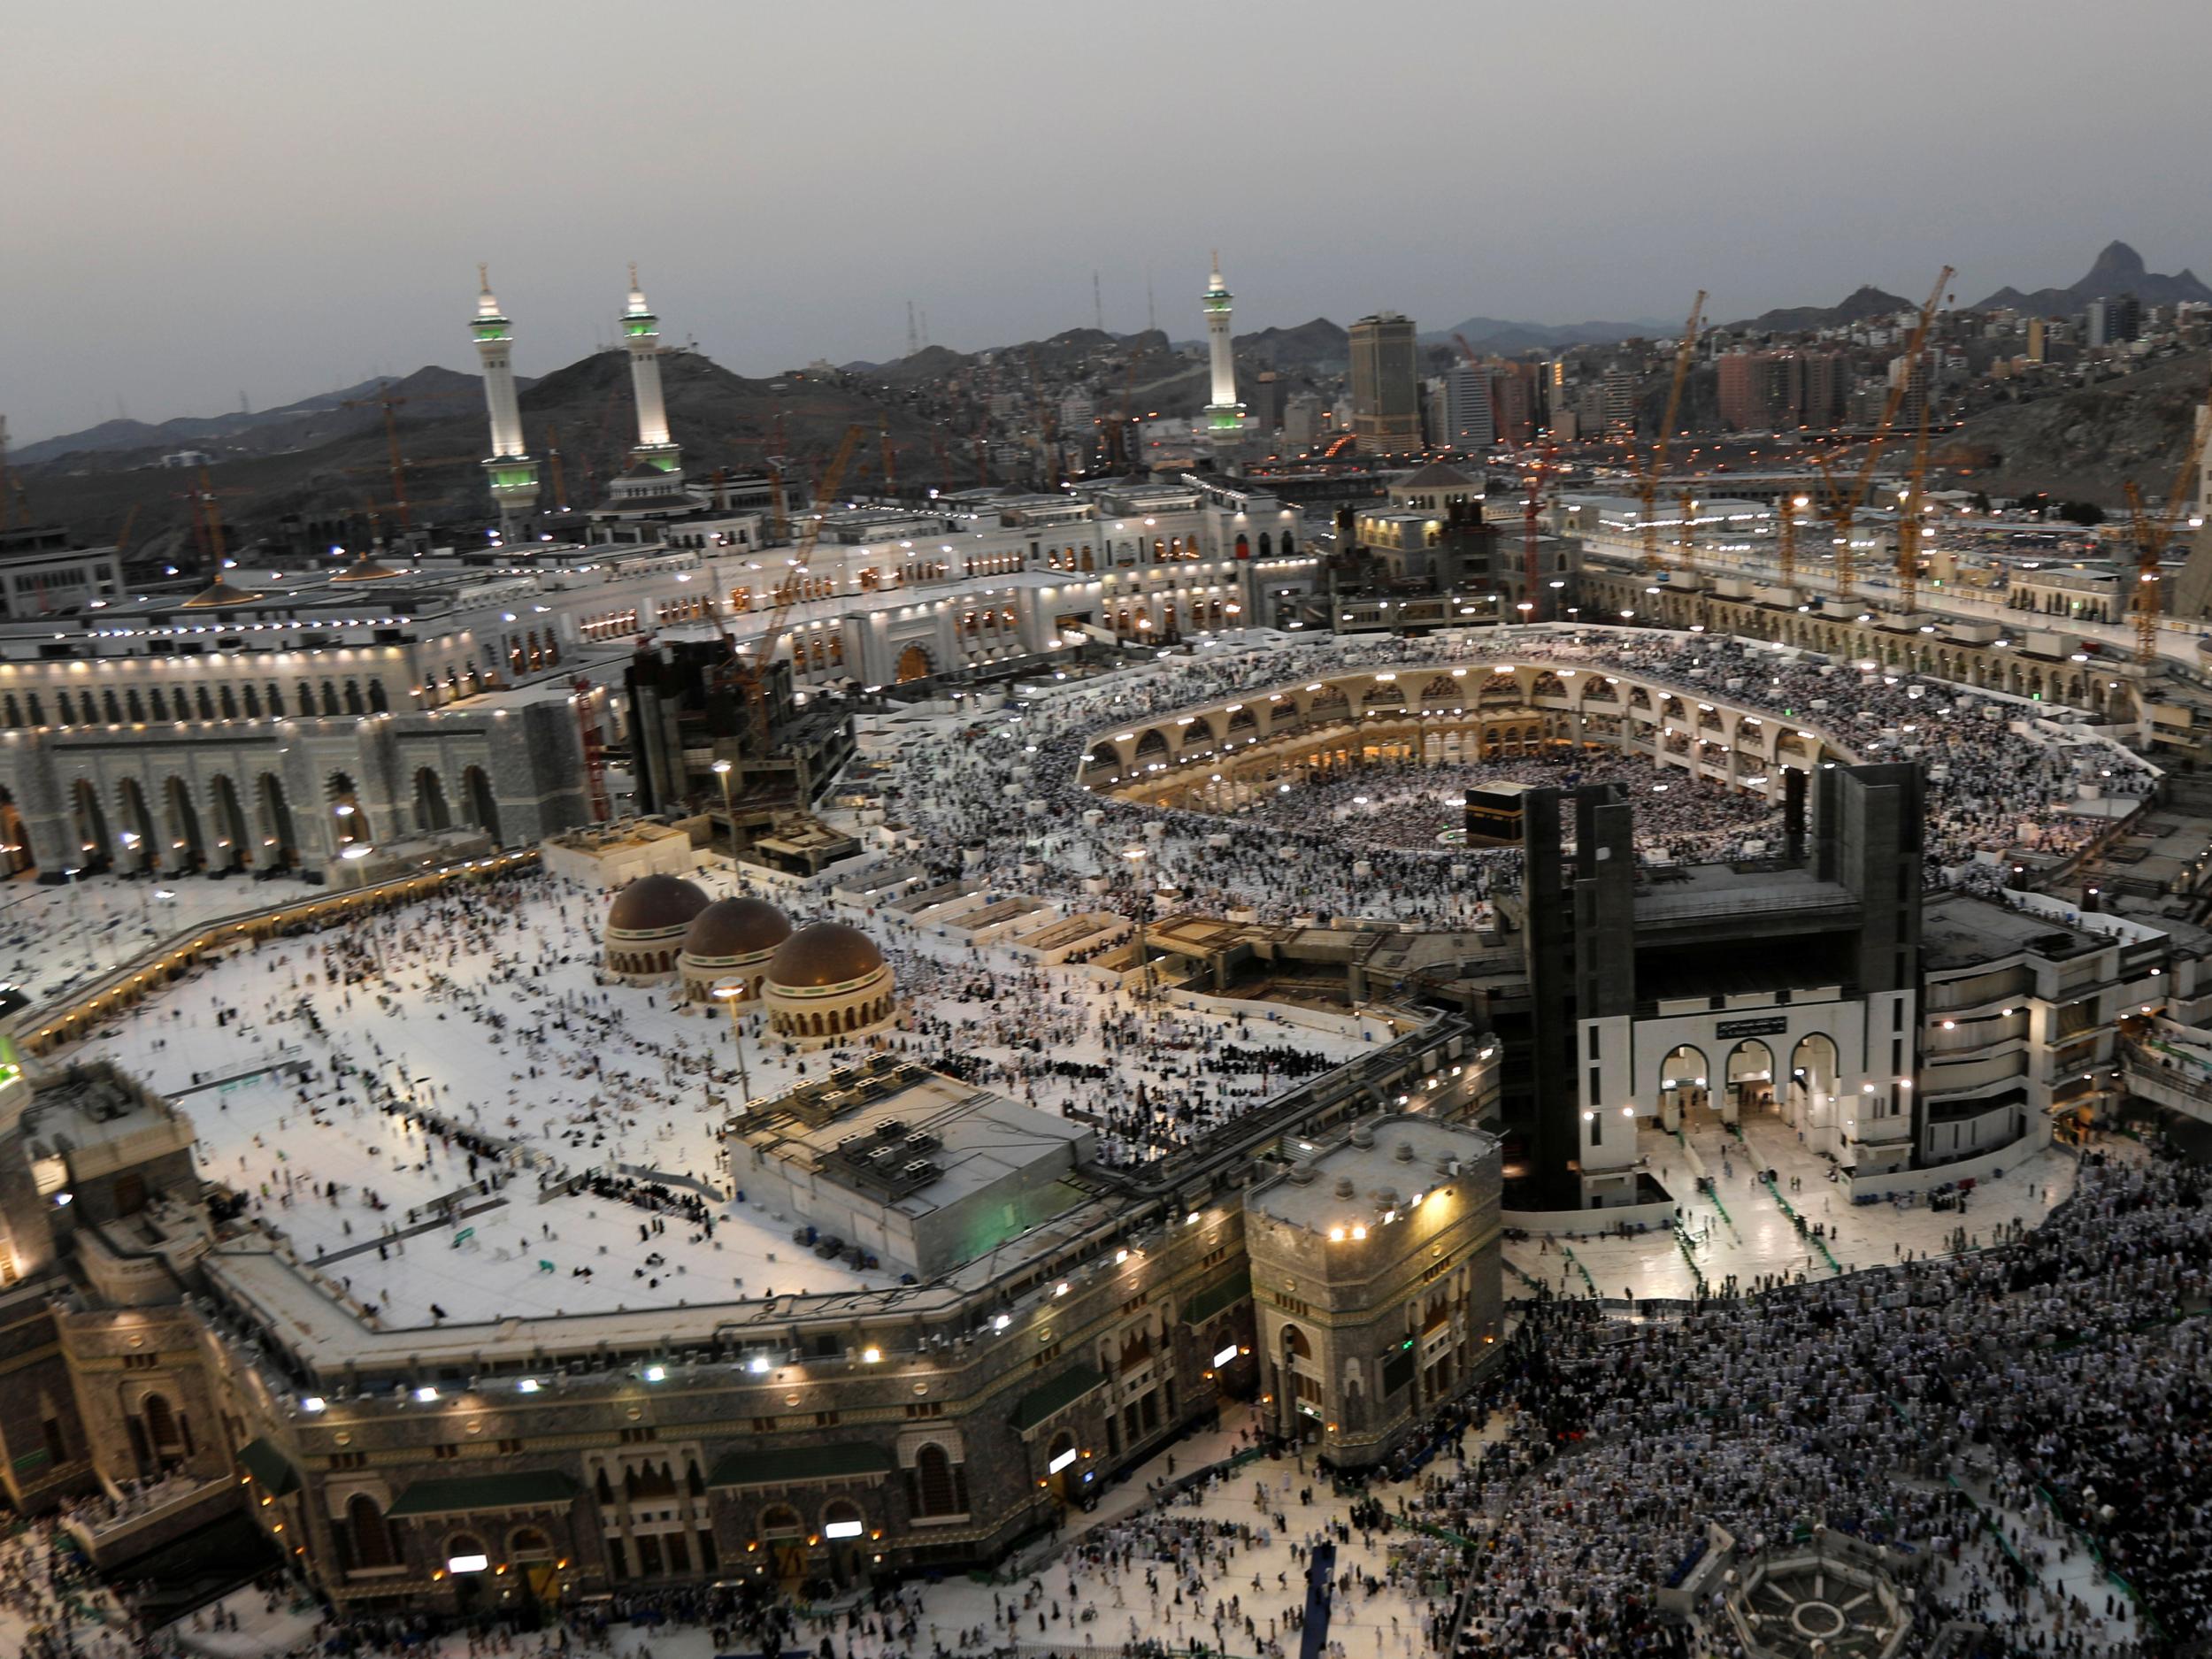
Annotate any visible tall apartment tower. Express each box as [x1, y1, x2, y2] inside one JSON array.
[[472, 268, 540, 532], [1348, 312, 1422, 455], [1440, 362, 1494, 450]]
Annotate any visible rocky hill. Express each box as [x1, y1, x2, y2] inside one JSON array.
[[1233, 318, 1348, 372], [1937, 349, 2208, 507], [1973, 241, 2212, 315], [1423, 314, 1675, 355], [15, 349, 959, 549], [1726, 285, 1913, 336], [16, 365, 507, 470]]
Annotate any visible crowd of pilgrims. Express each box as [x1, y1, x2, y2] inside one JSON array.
[[46, 1135, 2197, 1659], [83, 864, 1371, 1329], [879, 626, 2152, 929], [1231, 751, 1777, 863]]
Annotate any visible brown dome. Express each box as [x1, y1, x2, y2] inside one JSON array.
[[682, 895, 792, 961], [606, 873, 710, 935], [767, 922, 886, 988]]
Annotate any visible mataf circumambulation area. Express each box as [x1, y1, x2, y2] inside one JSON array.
[[0, 620, 2199, 1657]]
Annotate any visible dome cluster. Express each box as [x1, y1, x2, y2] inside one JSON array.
[[600, 881, 897, 1043]]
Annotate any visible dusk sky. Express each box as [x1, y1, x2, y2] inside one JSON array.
[[8, 0, 2211, 443]]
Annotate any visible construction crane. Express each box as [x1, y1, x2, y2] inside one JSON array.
[[1522, 442, 1558, 623], [1024, 349, 1060, 488], [1822, 265, 1953, 598], [572, 675, 612, 821], [2121, 368, 2212, 664], [338, 387, 465, 528], [111, 503, 143, 562], [1777, 486, 1801, 591], [1895, 397, 1935, 613], [542, 426, 570, 511], [718, 422, 865, 747], [1635, 291, 1708, 574]]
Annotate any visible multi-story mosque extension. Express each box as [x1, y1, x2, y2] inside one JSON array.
[[4, 263, 2212, 1632]]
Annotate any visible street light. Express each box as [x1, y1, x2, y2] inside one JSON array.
[[712, 983, 754, 1109], [1123, 846, 1154, 1003]]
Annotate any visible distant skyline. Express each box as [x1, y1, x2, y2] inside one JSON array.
[[7, 0, 2211, 444]]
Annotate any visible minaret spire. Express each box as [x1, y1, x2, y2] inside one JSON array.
[[1201, 255, 1243, 442], [621, 268, 681, 478], [471, 268, 539, 534]]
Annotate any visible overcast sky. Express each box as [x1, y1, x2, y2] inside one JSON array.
[[7, 0, 2211, 442]]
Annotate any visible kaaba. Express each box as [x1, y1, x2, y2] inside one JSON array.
[[1463, 780, 1532, 846]]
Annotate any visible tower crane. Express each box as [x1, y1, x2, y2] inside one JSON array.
[[720, 422, 865, 751], [1635, 292, 1708, 575], [1821, 265, 1952, 598], [1895, 397, 1935, 613], [1522, 442, 1559, 622], [339, 386, 472, 530], [2121, 367, 2212, 664]]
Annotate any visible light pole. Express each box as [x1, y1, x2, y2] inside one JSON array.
[[712, 983, 755, 1122], [711, 760, 734, 857], [1123, 846, 1153, 1004]]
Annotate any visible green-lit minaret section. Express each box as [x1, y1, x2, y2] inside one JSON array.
[[1202, 262, 1244, 436], [472, 271, 540, 528]]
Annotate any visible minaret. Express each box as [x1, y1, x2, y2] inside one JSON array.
[[622, 264, 682, 477], [472, 266, 540, 531], [1202, 252, 1244, 437]]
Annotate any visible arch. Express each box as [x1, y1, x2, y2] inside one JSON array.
[[326, 772, 370, 844], [194, 686, 215, 721], [142, 1392, 180, 1450], [257, 773, 297, 865], [414, 768, 452, 833], [911, 1443, 964, 1517], [1658, 1043, 1710, 1124], [0, 787, 29, 877], [368, 679, 389, 713], [163, 777, 205, 871], [117, 779, 157, 872], [1724, 1039, 1777, 1118], [347, 1493, 395, 1569], [444, 1531, 488, 1571], [1281, 1324, 1313, 1360], [760, 1502, 804, 1537], [1133, 730, 1171, 767], [461, 766, 501, 843], [70, 779, 111, 872], [822, 1496, 863, 1532], [509, 1525, 553, 1560], [209, 775, 249, 869], [1789, 1032, 1840, 1126]]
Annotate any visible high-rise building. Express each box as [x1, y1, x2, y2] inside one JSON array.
[[2025, 318, 2047, 363], [1801, 352, 1845, 428], [471, 268, 540, 531], [622, 265, 682, 478], [1247, 371, 1284, 435], [1283, 392, 1322, 451], [1716, 351, 1810, 432], [1439, 362, 1494, 452], [2086, 295, 2141, 349], [1490, 364, 1538, 445], [1601, 367, 1639, 434], [1348, 312, 1422, 454]]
